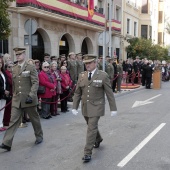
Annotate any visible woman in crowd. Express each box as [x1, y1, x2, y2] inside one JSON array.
[[60, 66, 72, 113], [38, 62, 56, 119], [34, 60, 41, 73], [3, 61, 13, 127], [3, 53, 11, 64], [50, 61, 62, 116], [0, 57, 10, 131]]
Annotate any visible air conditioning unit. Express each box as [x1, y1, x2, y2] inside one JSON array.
[[99, 8, 103, 14]]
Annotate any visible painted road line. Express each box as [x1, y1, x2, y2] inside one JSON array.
[[117, 123, 166, 168]]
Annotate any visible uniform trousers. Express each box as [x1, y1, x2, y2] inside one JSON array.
[[117, 76, 122, 92], [3, 106, 43, 147], [84, 116, 102, 155]]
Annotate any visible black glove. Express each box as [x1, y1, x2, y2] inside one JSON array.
[[25, 96, 33, 104]]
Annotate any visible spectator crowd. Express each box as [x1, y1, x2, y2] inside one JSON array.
[[0, 51, 169, 132]]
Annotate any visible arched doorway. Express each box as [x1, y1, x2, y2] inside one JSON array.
[[32, 31, 44, 62], [81, 37, 93, 54], [59, 33, 75, 57], [59, 35, 69, 56]]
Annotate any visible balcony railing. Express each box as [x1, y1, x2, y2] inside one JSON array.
[[16, 0, 105, 27], [106, 19, 121, 32]]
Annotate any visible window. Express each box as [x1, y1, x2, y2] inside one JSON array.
[[142, 0, 148, 13], [149, 26, 152, 39], [127, 18, 130, 34], [158, 32, 162, 44], [141, 25, 148, 39], [116, 6, 121, 21], [158, 11, 163, 23], [0, 40, 8, 54], [134, 22, 137, 36]]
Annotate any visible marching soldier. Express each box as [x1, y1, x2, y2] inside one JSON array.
[[76, 53, 84, 78], [0, 47, 43, 151], [67, 52, 78, 102], [72, 54, 117, 162], [117, 59, 123, 92]]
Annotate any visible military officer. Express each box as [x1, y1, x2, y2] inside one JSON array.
[[67, 52, 78, 102], [72, 54, 117, 162], [105, 58, 114, 86], [0, 47, 43, 151], [117, 59, 123, 92], [76, 53, 84, 77]]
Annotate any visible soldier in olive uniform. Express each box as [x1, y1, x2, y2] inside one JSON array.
[[76, 53, 84, 78], [105, 58, 114, 87], [72, 54, 117, 162], [0, 48, 43, 151], [67, 52, 78, 101], [117, 59, 123, 92]]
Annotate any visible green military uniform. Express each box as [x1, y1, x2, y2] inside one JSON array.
[[73, 62, 117, 156], [77, 60, 84, 77], [117, 63, 123, 92], [67, 60, 78, 84], [2, 48, 43, 148], [106, 63, 114, 80]]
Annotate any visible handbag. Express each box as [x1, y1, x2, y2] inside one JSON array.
[[37, 86, 46, 94]]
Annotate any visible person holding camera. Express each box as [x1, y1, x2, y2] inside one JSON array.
[[60, 66, 72, 113], [0, 47, 43, 151]]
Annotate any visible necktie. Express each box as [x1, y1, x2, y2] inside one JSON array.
[[88, 72, 92, 80]]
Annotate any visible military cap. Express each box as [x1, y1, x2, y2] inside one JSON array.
[[44, 53, 50, 57], [69, 52, 75, 56], [83, 54, 97, 63], [60, 54, 66, 57], [50, 56, 58, 60], [13, 47, 26, 55], [76, 52, 83, 56]]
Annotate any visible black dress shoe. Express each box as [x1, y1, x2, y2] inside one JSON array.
[[82, 155, 91, 162], [94, 139, 103, 148], [0, 144, 11, 151], [35, 139, 43, 145]]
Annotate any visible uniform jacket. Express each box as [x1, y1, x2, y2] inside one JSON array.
[[67, 60, 78, 82], [77, 60, 84, 76], [117, 64, 123, 77], [0, 71, 9, 100], [38, 71, 56, 98], [105, 63, 114, 80], [12, 62, 39, 108], [73, 69, 117, 117]]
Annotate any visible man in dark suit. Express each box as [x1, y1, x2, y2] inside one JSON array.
[[0, 47, 43, 151], [72, 54, 117, 162]]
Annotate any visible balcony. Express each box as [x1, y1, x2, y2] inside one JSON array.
[[106, 19, 121, 34], [9, 0, 105, 31]]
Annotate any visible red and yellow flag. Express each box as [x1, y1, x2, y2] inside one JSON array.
[[88, 0, 94, 17]]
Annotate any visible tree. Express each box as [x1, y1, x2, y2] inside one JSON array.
[[126, 37, 168, 61], [0, 0, 14, 40], [165, 22, 170, 34]]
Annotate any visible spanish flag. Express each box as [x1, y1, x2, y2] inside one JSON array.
[[88, 0, 94, 17]]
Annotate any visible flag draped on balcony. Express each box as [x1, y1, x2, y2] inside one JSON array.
[[88, 0, 94, 17]]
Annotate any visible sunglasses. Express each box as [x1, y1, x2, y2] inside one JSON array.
[[7, 66, 12, 68], [63, 62, 67, 64], [44, 66, 49, 68]]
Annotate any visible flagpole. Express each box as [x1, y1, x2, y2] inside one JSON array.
[[108, 0, 112, 57]]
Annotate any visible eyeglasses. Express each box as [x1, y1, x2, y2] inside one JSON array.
[[7, 66, 12, 68], [44, 66, 49, 68], [63, 62, 67, 64]]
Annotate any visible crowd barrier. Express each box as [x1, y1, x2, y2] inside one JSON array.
[[0, 72, 141, 111]]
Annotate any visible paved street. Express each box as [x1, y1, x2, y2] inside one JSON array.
[[0, 82, 170, 170]]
